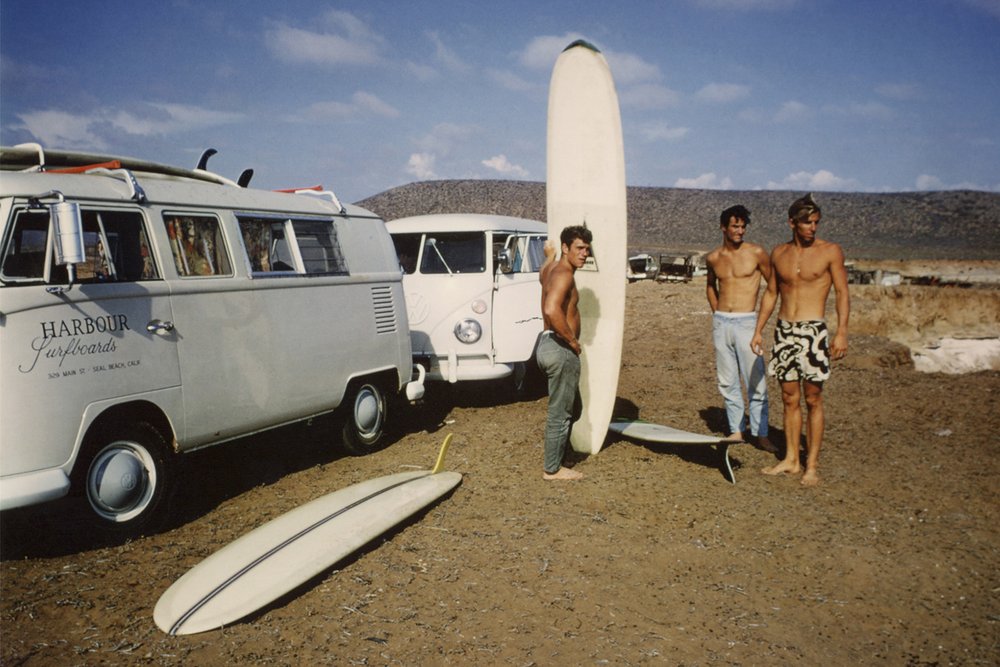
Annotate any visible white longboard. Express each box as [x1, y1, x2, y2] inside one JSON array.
[[608, 420, 728, 444], [609, 420, 739, 484], [546, 39, 628, 455], [154, 436, 462, 635]]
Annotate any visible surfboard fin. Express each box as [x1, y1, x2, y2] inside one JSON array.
[[431, 434, 453, 474]]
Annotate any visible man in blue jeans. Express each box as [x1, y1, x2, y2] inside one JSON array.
[[705, 205, 775, 452], [536, 225, 592, 480]]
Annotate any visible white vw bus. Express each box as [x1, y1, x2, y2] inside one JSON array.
[[0, 145, 422, 533], [385, 214, 547, 384]]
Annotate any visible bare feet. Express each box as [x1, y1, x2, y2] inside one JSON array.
[[722, 432, 745, 443], [762, 460, 802, 476], [801, 469, 821, 487], [543, 466, 585, 481]]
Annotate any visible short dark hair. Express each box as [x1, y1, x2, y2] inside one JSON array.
[[560, 224, 592, 247], [788, 193, 821, 222], [720, 205, 751, 227]]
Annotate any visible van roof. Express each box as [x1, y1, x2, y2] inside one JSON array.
[[385, 213, 546, 234], [1, 145, 378, 219]]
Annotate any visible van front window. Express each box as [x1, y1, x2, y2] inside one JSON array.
[[1, 208, 158, 284], [420, 232, 486, 274]]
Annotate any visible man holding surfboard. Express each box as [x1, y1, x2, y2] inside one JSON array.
[[537, 226, 592, 480], [751, 194, 850, 486], [706, 204, 775, 453]]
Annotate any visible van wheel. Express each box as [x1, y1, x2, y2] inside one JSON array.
[[341, 382, 388, 455], [79, 421, 172, 534]]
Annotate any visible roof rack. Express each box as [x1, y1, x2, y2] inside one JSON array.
[[274, 185, 345, 214], [0, 143, 241, 187]]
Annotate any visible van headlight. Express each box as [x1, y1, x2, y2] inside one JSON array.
[[454, 319, 482, 344]]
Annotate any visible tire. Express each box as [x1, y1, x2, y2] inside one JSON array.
[[340, 382, 389, 455], [77, 421, 173, 535]]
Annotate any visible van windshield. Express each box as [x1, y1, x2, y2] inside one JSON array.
[[420, 232, 485, 274]]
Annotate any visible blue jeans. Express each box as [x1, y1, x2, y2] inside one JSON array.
[[712, 312, 769, 437], [536, 333, 581, 473]]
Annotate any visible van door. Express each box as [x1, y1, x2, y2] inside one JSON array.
[[0, 207, 180, 473], [492, 233, 546, 364]]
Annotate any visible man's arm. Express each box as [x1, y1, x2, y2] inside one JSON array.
[[705, 260, 719, 312], [542, 267, 581, 354], [750, 252, 778, 355], [756, 245, 772, 283], [829, 244, 850, 359]]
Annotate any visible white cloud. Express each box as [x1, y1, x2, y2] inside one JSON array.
[[675, 172, 734, 189], [299, 92, 399, 122], [414, 122, 477, 155], [426, 31, 472, 74], [482, 154, 529, 178], [767, 169, 860, 191], [15, 110, 107, 150], [518, 34, 586, 70], [619, 83, 682, 110], [405, 61, 438, 82], [695, 83, 751, 103], [264, 10, 384, 66], [604, 50, 662, 86], [774, 100, 811, 122], [15, 103, 244, 150], [637, 122, 690, 142], [916, 174, 1000, 192], [487, 68, 536, 92], [406, 153, 437, 179]]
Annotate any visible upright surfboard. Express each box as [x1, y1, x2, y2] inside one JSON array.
[[154, 436, 461, 635], [546, 39, 628, 455]]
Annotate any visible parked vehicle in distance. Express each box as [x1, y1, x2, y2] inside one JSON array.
[[0, 144, 423, 533], [385, 214, 547, 384]]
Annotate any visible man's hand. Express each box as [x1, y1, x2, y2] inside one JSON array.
[[830, 330, 848, 360], [750, 332, 765, 356]]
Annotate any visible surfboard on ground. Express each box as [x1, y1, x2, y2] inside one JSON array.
[[154, 436, 462, 636], [609, 420, 740, 484], [546, 39, 628, 456]]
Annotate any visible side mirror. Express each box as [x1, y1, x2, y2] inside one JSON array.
[[496, 248, 513, 274], [51, 200, 85, 267]]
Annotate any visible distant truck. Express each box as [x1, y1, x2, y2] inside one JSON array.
[[0, 144, 423, 533], [385, 214, 547, 384]]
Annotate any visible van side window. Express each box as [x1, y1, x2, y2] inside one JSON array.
[[420, 232, 485, 274], [239, 217, 348, 275], [390, 233, 421, 274], [163, 214, 231, 277], [1, 208, 157, 284]]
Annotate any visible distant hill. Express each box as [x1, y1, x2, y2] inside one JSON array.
[[357, 180, 1000, 260]]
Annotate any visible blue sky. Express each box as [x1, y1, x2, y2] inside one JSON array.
[[2, 0, 998, 202]]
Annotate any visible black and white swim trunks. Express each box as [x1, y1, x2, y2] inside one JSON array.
[[768, 320, 831, 382]]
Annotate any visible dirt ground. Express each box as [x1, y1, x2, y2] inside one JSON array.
[[2, 279, 998, 666]]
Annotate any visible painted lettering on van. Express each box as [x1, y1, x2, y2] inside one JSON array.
[[18, 314, 129, 374], [20, 335, 119, 373], [39, 314, 130, 339]]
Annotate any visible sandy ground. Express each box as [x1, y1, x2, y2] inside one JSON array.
[[2, 280, 998, 666]]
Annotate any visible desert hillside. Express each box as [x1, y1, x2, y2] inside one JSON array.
[[358, 180, 1000, 260]]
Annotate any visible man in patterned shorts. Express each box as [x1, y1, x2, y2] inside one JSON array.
[[751, 194, 850, 486]]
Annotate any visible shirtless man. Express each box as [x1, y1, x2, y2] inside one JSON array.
[[705, 205, 774, 452], [536, 226, 592, 481], [751, 194, 849, 486]]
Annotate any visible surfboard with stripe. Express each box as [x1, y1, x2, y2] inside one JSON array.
[[154, 436, 461, 635]]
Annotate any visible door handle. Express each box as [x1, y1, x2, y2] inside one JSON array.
[[146, 319, 175, 334]]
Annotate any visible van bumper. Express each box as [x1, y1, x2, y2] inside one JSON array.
[[0, 469, 71, 511], [427, 355, 514, 383]]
